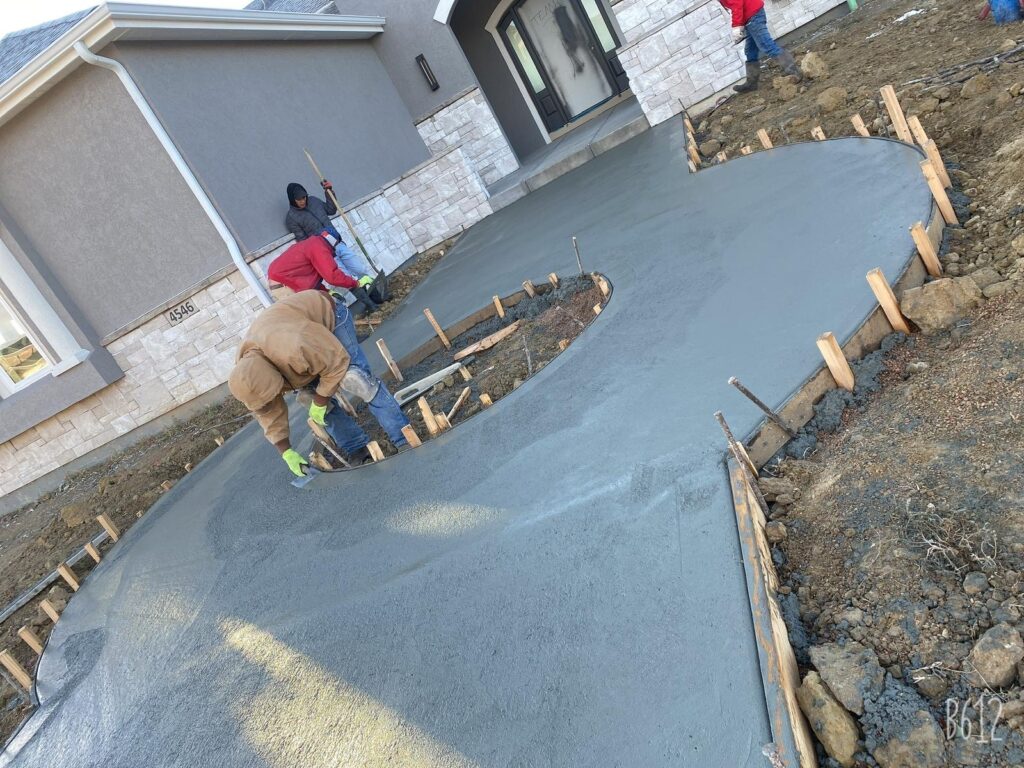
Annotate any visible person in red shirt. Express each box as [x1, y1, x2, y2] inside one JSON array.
[[720, 0, 802, 93]]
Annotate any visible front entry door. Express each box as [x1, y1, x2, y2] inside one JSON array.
[[498, 0, 628, 134]]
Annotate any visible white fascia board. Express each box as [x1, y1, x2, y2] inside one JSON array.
[[106, 4, 385, 35]]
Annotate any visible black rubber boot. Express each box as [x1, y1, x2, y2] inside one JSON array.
[[776, 50, 803, 82], [350, 286, 380, 313], [733, 61, 761, 93]]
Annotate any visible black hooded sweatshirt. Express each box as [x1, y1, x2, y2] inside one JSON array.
[[284, 182, 341, 242]]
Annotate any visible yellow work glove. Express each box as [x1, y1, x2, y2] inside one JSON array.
[[357, 275, 374, 288], [308, 401, 328, 426], [282, 449, 309, 477]]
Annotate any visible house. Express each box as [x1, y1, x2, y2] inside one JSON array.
[[0, 0, 845, 499]]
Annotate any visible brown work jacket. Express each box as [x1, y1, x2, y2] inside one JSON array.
[[231, 291, 350, 445]]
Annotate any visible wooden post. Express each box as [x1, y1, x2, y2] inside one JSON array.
[[910, 222, 943, 277], [715, 151, 728, 163], [850, 113, 870, 137], [522, 280, 536, 298], [96, 514, 119, 542], [434, 412, 452, 431], [687, 142, 702, 168], [447, 387, 472, 421], [376, 339, 403, 382], [366, 441, 385, 462], [492, 296, 505, 319], [866, 268, 912, 334], [479, 393, 493, 408], [906, 113, 929, 147], [593, 304, 602, 315], [417, 397, 440, 437], [923, 140, 951, 189], [459, 365, 473, 381], [548, 273, 560, 288], [39, 599, 60, 623], [757, 128, 773, 149], [879, 85, 913, 144], [160, 480, 174, 492], [921, 159, 959, 225], [593, 273, 610, 298], [84, 542, 102, 564], [687, 159, 698, 173], [683, 115, 695, 134], [18, 627, 43, 655], [739, 145, 753, 155], [558, 339, 570, 351], [0, 651, 32, 691], [401, 425, 422, 448], [811, 126, 826, 141], [816, 332, 855, 391], [214, 436, 225, 447], [56, 564, 79, 592], [423, 308, 451, 350]]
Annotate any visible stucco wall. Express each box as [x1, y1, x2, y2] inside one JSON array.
[[0, 66, 228, 340], [113, 39, 431, 253]]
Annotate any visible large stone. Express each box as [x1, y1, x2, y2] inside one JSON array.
[[800, 52, 829, 79], [758, 476, 797, 502], [900, 277, 983, 332], [969, 267, 1002, 290], [1012, 235, 1024, 256], [764, 521, 787, 543], [872, 710, 945, 768], [966, 623, 1024, 687], [961, 73, 992, 99], [984, 280, 1015, 298], [796, 672, 859, 767], [963, 571, 990, 595], [816, 86, 848, 113], [915, 96, 940, 115], [60, 503, 92, 529], [809, 641, 884, 715], [699, 139, 721, 157], [778, 81, 799, 101]]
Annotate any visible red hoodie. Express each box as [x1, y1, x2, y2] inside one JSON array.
[[267, 236, 358, 292], [719, 0, 764, 27]]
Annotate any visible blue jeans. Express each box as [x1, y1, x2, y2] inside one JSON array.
[[334, 241, 373, 281], [744, 9, 782, 62], [326, 301, 409, 453]]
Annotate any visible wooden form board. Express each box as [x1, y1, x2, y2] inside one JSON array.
[[879, 84, 913, 144], [850, 113, 870, 137], [866, 268, 911, 334], [453, 321, 521, 362], [728, 464, 819, 768]]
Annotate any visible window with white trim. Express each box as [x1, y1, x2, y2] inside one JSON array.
[[0, 297, 50, 391]]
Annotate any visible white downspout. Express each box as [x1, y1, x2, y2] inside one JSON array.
[[73, 41, 273, 308]]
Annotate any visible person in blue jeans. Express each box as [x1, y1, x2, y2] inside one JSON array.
[[720, 0, 802, 93]]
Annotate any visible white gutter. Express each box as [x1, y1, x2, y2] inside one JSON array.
[[73, 41, 273, 308]]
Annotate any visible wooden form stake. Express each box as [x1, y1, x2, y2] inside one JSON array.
[[548, 272, 560, 288], [0, 651, 32, 691], [417, 397, 440, 437], [84, 542, 101, 564], [879, 85, 913, 144], [423, 308, 451, 350], [459, 365, 473, 381], [727, 377, 798, 439], [910, 221, 943, 277], [96, 514, 119, 542], [479, 393, 493, 408], [376, 339, 403, 382], [816, 332, 855, 391], [447, 387, 472, 421], [401, 425, 422, 448], [757, 128, 773, 149], [592, 273, 610, 298], [907, 115, 952, 187], [434, 412, 452, 431], [715, 151, 728, 163], [56, 564, 79, 592], [687, 159, 698, 174], [687, 142, 702, 168], [492, 296, 505, 319], [850, 113, 870, 137], [454, 321, 521, 362], [593, 304, 602, 315], [39, 599, 60, 623], [866, 268, 911, 334], [683, 115, 695, 134], [308, 420, 350, 467], [214, 436, 225, 447], [739, 145, 753, 155], [811, 126, 826, 141], [522, 280, 536, 298], [366, 441, 385, 462], [18, 627, 43, 655], [558, 339, 570, 351], [921, 159, 959, 225]]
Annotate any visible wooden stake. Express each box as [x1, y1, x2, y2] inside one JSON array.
[[17, 627, 43, 655], [866, 268, 912, 334], [879, 85, 913, 144], [459, 365, 473, 381], [906, 113, 929, 147], [376, 339, 403, 382], [308, 419, 349, 467], [0, 651, 32, 691], [850, 113, 870, 137], [84, 542, 101, 563], [548, 272, 560, 288], [739, 145, 753, 155], [184, 462, 193, 472], [492, 296, 505, 319], [910, 221, 943, 277], [757, 128, 773, 149], [160, 480, 174, 492], [417, 397, 440, 437], [434, 412, 452, 431], [39, 599, 60, 623], [401, 425, 422, 448], [522, 280, 536, 298], [684, 116, 695, 134], [715, 151, 728, 162], [366, 441, 385, 462], [593, 304, 602, 315], [558, 339, 570, 351], [454, 321, 521, 362], [811, 126, 826, 141], [56, 564, 79, 592], [816, 332, 855, 391], [214, 436, 225, 447], [447, 387, 472, 421], [479, 393, 493, 408], [923, 140, 952, 189], [687, 159, 698, 173], [96, 514, 119, 542], [687, 143, 702, 168], [423, 308, 451, 350], [921, 159, 959, 225], [593, 273, 610, 298]]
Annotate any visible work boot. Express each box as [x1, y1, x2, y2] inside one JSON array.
[[347, 446, 372, 466], [775, 50, 803, 82], [733, 61, 761, 93], [350, 286, 380, 313]]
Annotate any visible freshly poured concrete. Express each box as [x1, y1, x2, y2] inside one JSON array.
[[3, 124, 931, 767]]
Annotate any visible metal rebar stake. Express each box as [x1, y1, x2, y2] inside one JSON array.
[[728, 377, 799, 439], [572, 236, 584, 276]]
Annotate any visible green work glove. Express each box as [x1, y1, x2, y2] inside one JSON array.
[[357, 275, 373, 288], [308, 401, 328, 426], [282, 449, 309, 477]]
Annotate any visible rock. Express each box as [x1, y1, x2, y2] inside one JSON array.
[[442, 375, 456, 388], [934, 86, 952, 101], [816, 86, 848, 113], [797, 672, 858, 767], [963, 571, 990, 595], [900, 277, 984, 333], [1000, 38, 1018, 53], [765, 521, 787, 543], [758, 476, 797, 502], [720, 115, 734, 129], [699, 139, 721, 156], [872, 710, 945, 768], [97, 475, 120, 495], [961, 73, 992, 99], [965, 623, 1024, 688], [1012, 235, 1024, 256], [46, 585, 69, 613], [778, 81, 799, 101], [984, 281, 1014, 298], [903, 361, 929, 376], [809, 641, 885, 715], [800, 52, 829, 79], [996, 90, 1013, 108], [914, 674, 948, 701], [914, 97, 940, 115], [1011, 82, 1024, 98], [59, 503, 92, 529]]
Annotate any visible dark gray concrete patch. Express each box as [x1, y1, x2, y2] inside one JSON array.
[[2, 123, 932, 768]]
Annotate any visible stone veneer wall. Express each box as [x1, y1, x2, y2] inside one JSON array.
[[415, 88, 520, 188], [612, 0, 846, 126], [0, 147, 493, 496]]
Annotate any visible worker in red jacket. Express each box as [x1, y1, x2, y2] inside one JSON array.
[[720, 0, 802, 93]]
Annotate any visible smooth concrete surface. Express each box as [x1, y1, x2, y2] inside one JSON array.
[[2, 123, 931, 768]]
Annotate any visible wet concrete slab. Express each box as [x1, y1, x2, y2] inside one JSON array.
[[3, 122, 931, 767]]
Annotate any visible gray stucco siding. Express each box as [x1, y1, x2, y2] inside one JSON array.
[[114, 39, 432, 252], [0, 66, 230, 341]]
